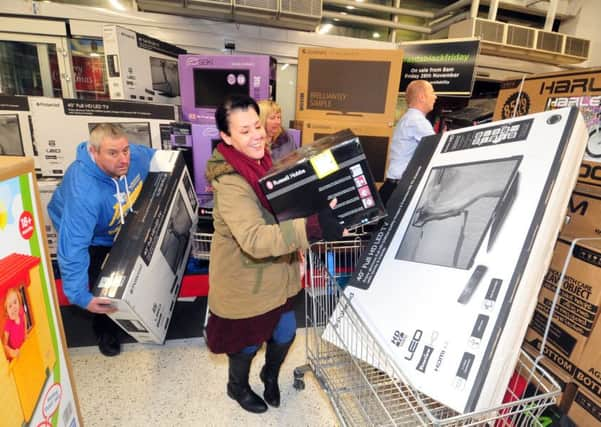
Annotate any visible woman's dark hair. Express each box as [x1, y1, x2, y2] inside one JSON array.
[[215, 95, 261, 136]]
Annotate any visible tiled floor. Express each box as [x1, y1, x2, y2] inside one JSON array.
[[68, 330, 340, 426]]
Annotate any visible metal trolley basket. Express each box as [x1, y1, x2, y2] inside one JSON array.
[[294, 239, 561, 426]]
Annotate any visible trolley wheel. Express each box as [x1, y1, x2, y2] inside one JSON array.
[[293, 367, 306, 390]]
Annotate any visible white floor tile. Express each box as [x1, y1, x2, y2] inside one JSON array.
[[68, 330, 340, 427]]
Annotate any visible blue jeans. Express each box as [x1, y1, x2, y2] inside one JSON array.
[[241, 310, 295, 354]]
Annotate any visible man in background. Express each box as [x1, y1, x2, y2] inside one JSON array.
[[379, 80, 437, 205]]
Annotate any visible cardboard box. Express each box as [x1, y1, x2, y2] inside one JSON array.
[[525, 238, 601, 371], [259, 129, 386, 230], [28, 96, 177, 177], [179, 54, 276, 124], [293, 120, 392, 183], [579, 160, 601, 190], [568, 389, 601, 426], [493, 67, 601, 165], [0, 157, 81, 426], [37, 178, 60, 260], [0, 95, 38, 172], [574, 299, 601, 401], [102, 25, 186, 104], [295, 47, 403, 125], [522, 342, 576, 410], [337, 107, 588, 413], [563, 184, 601, 238], [92, 151, 198, 344]]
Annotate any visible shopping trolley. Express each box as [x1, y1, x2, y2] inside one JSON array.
[[190, 232, 213, 260], [294, 239, 561, 426]]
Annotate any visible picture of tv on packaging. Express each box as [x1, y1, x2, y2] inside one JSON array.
[[193, 68, 250, 109], [395, 156, 521, 303], [149, 57, 180, 98], [0, 115, 25, 156]]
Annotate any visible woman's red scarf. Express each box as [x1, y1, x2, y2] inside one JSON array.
[[217, 142, 274, 213]]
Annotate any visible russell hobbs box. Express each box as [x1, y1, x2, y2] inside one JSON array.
[[259, 129, 386, 230], [92, 151, 198, 344]]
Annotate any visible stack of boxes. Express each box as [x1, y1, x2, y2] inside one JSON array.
[[293, 47, 404, 186], [498, 67, 601, 425]]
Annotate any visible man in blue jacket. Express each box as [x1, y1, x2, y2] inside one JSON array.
[[49, 123, 155, 356]]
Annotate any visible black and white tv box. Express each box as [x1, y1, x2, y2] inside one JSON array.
[[92, 150, 198, 344]]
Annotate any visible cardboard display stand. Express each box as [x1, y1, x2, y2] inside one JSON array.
[[259, 129, 386, 230], [178, 54, 276, 124], [92, 151, 198, 344], [103, 25, 186, 105], [293, 120, 393, 183], [28, 97, 177, 177], [0, 95, 38, 171], [334, 107, 588, 413], [0, 157, 81, 426], [295, 47, 403, 125], [493, 67, 601, 163]]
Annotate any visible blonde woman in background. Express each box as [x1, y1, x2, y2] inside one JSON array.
[[258, 100, 297, 161]]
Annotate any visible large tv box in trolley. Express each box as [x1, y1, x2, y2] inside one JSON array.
[[331, 107, 588, 413], [92, 151, 198, 344]]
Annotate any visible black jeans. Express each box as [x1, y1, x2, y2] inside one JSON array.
[[88, 245, 121, 340], [378, 179, 400, 207]]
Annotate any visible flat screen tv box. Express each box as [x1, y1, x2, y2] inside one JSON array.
[[259, 129, 386, 230], [92, 150, 198, 344]]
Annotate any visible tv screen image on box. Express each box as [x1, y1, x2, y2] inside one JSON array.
[[396, 157, 521, 270], [307, 59, 390, 114], [149, 56, 180, 98], [0, 115, 24, 156], [194, 69, 250, 109], [160, 191, 193, 274], [315, 132, 388, 182], [88, 122, 152, 148]]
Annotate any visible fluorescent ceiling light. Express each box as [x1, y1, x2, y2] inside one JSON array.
[[109, 0, 127, 12], [318, 23, 333, 34]]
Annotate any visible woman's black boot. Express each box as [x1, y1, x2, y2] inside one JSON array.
[[260, 337, 294, 407], [227, 351, 268, 413]]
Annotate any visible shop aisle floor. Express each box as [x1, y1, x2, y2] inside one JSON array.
[[68, 330, 339, 426]]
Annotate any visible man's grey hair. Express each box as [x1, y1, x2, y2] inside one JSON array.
[[89, 123, 128, 150]]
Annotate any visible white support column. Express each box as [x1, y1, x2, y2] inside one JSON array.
[[544, 0, 560, 31], [470, 0, 480, 19], [487, 0, 499, 21]]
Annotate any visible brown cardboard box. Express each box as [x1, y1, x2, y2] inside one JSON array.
[[493, 68, 601, 179], [574, 308, 601, 401], [562, 183, 601, 239], [579, 160, 601, 189], [568, 389, 601, 426], [522, 341, 575, 409], [293, 120, 393, 183], [524, 237, 601, 376], [295, 47, 403, 125]]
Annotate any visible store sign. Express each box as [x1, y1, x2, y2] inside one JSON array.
[[399, 39, 480, 96]]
